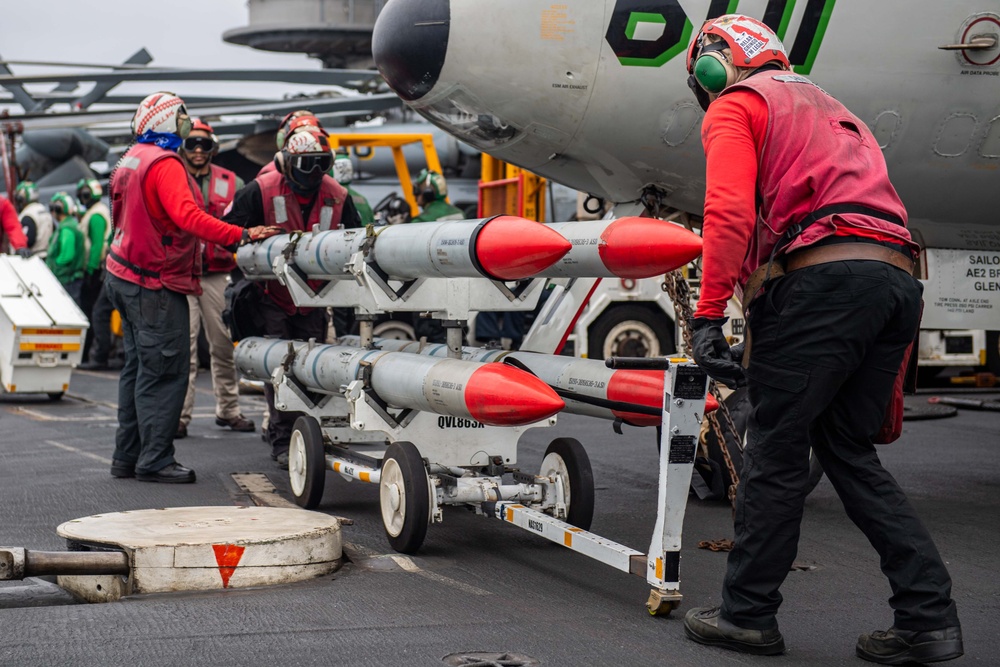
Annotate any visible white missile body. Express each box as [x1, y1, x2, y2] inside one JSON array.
[[237, 216, 701, 285], [234, 337, 564, 427], [236, 216, 571, 282], [539, 218, 702, 279], [338, 336, 677, 427]]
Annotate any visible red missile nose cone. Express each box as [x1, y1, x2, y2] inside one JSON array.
[[598, 217, 704, 279], [475, 215, 571, 280], [608, 370, 665, 427], [465, 363, 564, 426]]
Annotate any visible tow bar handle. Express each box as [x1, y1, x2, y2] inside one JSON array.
[[605, 356, 670, 371]]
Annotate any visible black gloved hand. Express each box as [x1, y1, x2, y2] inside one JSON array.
[[15, 247, 31, 259], [729, 340, 746, 365], [690, 317, 746, 390]]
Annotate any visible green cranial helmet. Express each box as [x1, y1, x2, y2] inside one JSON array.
[[76, 178, 103, 208], [412, 169, 447, 200], [13, 181, 38, 210], [49, 191, 77, 217]]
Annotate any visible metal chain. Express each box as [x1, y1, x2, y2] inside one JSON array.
[[660, 270, 742, 509]]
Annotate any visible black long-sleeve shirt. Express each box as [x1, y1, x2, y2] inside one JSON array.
[[222, 180, 362, 230]]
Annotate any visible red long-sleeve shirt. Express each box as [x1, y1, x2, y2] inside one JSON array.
[[0, 195, 28, 250], [694, 88, 903, 319], [694, 91, 765, 320], [142, 156, 244, 247]]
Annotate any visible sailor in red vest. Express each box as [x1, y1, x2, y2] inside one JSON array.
[[681, 16, 961, 663], [175, 119, 255, 440], [223, 125, 361, 468], [256, 110, 322, 177], [104, 92, 280, 484], [0, 194, 30, 256]]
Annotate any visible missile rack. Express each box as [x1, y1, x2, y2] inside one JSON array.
[[246, 220, 709, 615]]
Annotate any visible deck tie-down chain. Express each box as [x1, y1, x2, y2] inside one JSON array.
[[660, 270, 743, 510]]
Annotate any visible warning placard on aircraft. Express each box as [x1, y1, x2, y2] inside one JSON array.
[[921, 249, 1000, 329]]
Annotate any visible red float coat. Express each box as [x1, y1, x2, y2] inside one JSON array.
[[695, 72, 916, 319], [194, 164, 240, 273], [106, 143, 243, 295], [256, 170, 348, 315], [0, 195, 28, 250]]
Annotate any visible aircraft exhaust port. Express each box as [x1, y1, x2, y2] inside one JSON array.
[[1, 506, 342, 603]]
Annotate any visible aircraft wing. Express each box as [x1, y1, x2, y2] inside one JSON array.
[[7, 92, 403, 131], [0, 68, 378, 87]]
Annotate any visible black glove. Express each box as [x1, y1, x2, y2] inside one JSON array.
[[729, 340, 746, 365], [690, 317, 746, 390], [15, 247, 31, 259]]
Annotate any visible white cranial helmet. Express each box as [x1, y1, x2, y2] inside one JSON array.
[[332, 155, 354, 185], [131, 92, 192, 138]]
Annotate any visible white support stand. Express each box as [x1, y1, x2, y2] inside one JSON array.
[[494, 359, 708, 616], [273, 251, 546, 321]]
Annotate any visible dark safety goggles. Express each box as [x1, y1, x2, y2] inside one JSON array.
[[290, 153, 333, 174], [183, 136, 215, 152]]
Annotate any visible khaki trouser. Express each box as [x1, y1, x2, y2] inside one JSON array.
[[180, 272, 241, 426]]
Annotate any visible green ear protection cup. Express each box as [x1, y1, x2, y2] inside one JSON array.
[[694, 53, 731, 93]]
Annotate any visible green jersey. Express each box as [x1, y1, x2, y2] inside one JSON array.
[[46, 216, 86, 284], [348, 185, 374, 225], [412, 199, 464, 223]]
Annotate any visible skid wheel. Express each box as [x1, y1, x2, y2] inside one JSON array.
[[289, 416, 326, 509], [540, 437, 595, 530], [380, 441, 431, 554]]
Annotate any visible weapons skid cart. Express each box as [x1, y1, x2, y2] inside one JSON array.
[[236, 219, 572, 555], [235, 219, 710, 613], [0, 255, 88, 400]]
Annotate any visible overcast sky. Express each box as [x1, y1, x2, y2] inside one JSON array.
[[1, 0, 326, 105]]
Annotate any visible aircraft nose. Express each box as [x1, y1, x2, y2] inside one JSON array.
[[373, 0, 450, 102]]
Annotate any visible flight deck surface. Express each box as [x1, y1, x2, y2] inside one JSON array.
[[1, 367, 996, 666]]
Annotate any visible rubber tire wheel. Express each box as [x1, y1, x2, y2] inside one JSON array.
[[289, 416, 326, 509], [540, 437, 595, 530], [372, 318, 416, 341], [380, 441, 430, 554], [703, 387, 824, 497], [47, 392, 64, 401], [587, 305, 675, 361]]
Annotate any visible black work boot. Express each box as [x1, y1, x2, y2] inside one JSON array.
[[136, 463, 196, 484], [684, 607, 785, 656], [110, 459, 135, 478], [856, 626, 963, 664]]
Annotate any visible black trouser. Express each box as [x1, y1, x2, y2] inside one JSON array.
[[80, 270, 104, 362], [105, 274, 190, 474], [260, 298, 326, 456], [722, 260, 959, 632]]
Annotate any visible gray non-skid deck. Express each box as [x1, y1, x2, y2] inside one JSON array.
[[1, 367, 996, 666]]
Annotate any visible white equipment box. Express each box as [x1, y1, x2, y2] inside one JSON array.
[[0, 255, 88, 397]]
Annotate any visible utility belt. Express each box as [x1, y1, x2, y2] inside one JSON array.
[[739, 204, 912, 367], [742, 237, 915, 313]]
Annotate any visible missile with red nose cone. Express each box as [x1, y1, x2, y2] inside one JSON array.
[[234, 337, 564, 427], [339, 337, 718, 426], [236, 215, 572, 282], [541, 217, 703, 279]]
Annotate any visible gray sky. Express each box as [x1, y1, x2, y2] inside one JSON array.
[[1, 0, 326, 106]]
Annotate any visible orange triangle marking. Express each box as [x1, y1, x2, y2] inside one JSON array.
[[212, 543, 246, 588]]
